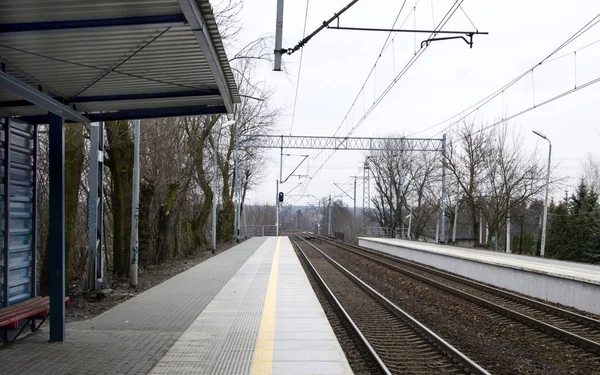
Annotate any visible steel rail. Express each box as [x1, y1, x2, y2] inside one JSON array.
[[295, 236, 490, 375], [290, 237, 391, 375], [319, 236, 600, 355]]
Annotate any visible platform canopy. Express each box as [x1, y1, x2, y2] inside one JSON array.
[[0, 0, 239, 124]]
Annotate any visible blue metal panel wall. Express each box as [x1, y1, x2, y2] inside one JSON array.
[[0, 118, 36, 307], [0, 117, 6, 307]]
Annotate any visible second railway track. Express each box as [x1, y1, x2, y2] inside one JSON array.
[[316, 236, 600, 355], [291, 235, 489, 375]]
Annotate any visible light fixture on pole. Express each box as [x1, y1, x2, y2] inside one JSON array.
[[533, 130, 551, 257]]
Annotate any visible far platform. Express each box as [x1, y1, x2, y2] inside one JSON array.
[[0, 237, 352, 375], [359, 237, 600, 315]]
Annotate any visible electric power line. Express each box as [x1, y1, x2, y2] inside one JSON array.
[[290, 1, 466, 204], [306, 1, 464, 181], [445, 74, 600, 149], [289, 0, 311, 135], [409, 13, 600, 139]]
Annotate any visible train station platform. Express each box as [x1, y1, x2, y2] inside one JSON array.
[[359, 237, 600, 315], [0, 237, 352, 375]]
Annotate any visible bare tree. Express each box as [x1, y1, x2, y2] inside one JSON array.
[[582, 154, 600, 192], [445, 122, 492, 245]]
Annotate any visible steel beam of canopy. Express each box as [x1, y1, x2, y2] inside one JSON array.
[[240, 135, 443, 152], [1, 89, 222, 108], [0, 71, 89, 124], [20, 105, 227, 125], [179, 0, 234, 113], [0, 14, 187, 34], [48, 113, 65, 342]]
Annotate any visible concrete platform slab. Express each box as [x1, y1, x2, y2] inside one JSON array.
[[0, 238, 266, 374], [150, 237, 352, 375], [360, 237, 600, 315]]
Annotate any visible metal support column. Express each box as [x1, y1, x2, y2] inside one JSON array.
[[32, 124, 38, 298], [407, 208, 413, 239], [506, 216, 511, 253], [452, 203, 458, 244], [353, 176, 357, 238], [130, 119, 140, 287], [279, 136, 284, 182], [2, 118, 10, 308], [274, 0, 285, 71], [398, 145, 404, 238], [440, 134, 447, 244], [233, 123, 240, 241], [86, 122, 107, 293], [212, 135, 218, 254], [479, 214, 483, 245], [275, 179, 280, 236], [328, 195, 332, 237], [48, 113, 65, 342], [362, 161, 370, 236]]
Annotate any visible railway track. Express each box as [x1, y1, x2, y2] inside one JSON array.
[[316, 235, 600, 356], [291, 235, 490, 375]]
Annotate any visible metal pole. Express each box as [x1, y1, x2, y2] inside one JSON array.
[[276, 179, 279, 236], [363, 161, 370, 236], [130, 120, 140, 287], [399, 145, 404, 238], [3, 119, 10, 307], [479, 214, 483, 245], [274, 0, 284, 71], [279, 137, 284, 182], [407, 208, 412, 240], [540, 142, 551, 257], [328, 195, 332, 237], [353, 176, 357, 239], [48, 113, 65, 342], [440, 134, 447, 243], [452, 203, 458, 244], [242, 189, 248, 239], [506, 216, 511, 253], [212, 132, 218, 254], [233, 122, 239, 241]]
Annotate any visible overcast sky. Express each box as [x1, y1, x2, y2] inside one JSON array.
[[228, 0, 600, 208]]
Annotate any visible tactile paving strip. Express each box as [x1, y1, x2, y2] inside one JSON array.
[[149, 238, 276, 374]]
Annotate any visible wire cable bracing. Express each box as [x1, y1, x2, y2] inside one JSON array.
[[306, 1, 464, 182], [445, 74, 600, 149], [290, 1, 467, 205], [287, 0, 412, 204], [289, 0, 311, 135], [410, 13, 600, 139]]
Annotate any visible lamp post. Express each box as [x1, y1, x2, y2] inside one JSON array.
[[533, 130, 551, 257]]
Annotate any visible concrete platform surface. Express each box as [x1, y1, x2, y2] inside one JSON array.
[[150, 236, 352, 375], [359, 237, 600, 315], [0, 237, 352, 375], [361, 238, 600, 285]]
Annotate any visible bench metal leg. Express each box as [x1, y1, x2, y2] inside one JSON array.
[[11, 318, 34, 343], [32, 315, 48, 332]]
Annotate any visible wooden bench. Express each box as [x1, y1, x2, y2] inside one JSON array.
[[0, 296, 70, 342]]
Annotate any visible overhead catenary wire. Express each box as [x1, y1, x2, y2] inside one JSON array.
[[289, 0, 311, 135], [307, 1, 463, 179], [445, 74, 600, 149], [293, 1, 464, 203], [459, 6, 478, 31], [289, 1, 466, 205], [410, 13, 600, 139], [288, 0, 412, 204]]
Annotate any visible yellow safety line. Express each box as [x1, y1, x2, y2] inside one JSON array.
[[249, 237, 281, 375]]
